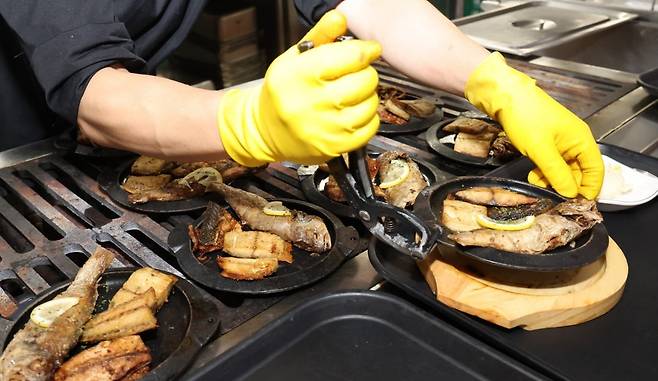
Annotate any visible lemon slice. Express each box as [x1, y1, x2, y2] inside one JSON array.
[[379, 159, 410, 189], [30, 297, 80, 328], [476, 214, 535, 231], [177, 167, 222, 188], [263, 201, 291, 216]]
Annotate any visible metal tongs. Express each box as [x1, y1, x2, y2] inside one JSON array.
[[327, 149, 438, 259], [298, 38, 438, 260]]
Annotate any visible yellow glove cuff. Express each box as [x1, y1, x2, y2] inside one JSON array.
[[464, 52, 536, 120], [217, 87, 274, 167]]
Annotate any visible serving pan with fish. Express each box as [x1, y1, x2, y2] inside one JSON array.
[[426, 117, 520, 167], [0, 268, 220, 381], [300, 151, 443, 218], [379, 110, 444, 135], [412, 177, 609, 272], [376, 85, 444, 135], [99, 155, 260, 214], [168, 185, 359, 294]]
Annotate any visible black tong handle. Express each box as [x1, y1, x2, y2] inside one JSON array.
[[327, 149, 437, 260]]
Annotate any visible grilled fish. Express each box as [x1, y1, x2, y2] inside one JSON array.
[[453, 132, 496, 158], [217, 257, 278, 280], [189, 203, 241, 255], [130, 156, 176, 176], [169, 159, 257, 182], [490, 135, 519, 161], [378, 151, 428, 208], [121, 175, 172, 194], [455, 187, 537, 207], [53, 335, 151, 381], [324, 156, 381, 203], [128, 181, 206, 204], [0, 248, 115, 381], [487, 199, 554, 221], [448, 199, 603, 254], [208, 182, 332, 253], [443, 117, 500, 135], [223, 231, 293, 263]]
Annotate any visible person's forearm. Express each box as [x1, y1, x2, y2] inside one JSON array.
[[78, 66, 226, 162], [338, 0, 489, 95]]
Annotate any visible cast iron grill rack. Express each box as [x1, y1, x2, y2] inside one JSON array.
[[0, 153, 307, 335]]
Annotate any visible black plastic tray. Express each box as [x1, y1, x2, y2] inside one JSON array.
[[378, 109, 444, 135], [369, 143, 658, 380], [184, 291, 545, 381], [0, 268, 220, 381]]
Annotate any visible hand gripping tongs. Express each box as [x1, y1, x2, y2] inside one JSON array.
[[298, 38, 438, 260]]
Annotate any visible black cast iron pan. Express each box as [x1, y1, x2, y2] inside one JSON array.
[[98, 157, 223, 214], [0, 268, 220, 381], [53, 127, 135, 159], [413, 177, 609, 272], [300, 152, 444, 219], [378, 109, 444, 135], [426, 118, 520, 167], [168, 199, 359, 294], [638, 66, 658, 97]]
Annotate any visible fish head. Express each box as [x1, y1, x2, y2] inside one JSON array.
[[291, 212, 332, 253], [554, 199, 603, 228]]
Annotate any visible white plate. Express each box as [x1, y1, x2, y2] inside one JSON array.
[[597, 155, 658, 212]]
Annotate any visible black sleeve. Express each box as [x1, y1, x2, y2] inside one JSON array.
[[294, 0, 342, 26], [0, 1, 145, 124]]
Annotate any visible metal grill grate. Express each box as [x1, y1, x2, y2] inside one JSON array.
[[0, 152, 310, 334]]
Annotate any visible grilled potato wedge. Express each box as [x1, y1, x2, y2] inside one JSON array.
[[110, 268, 177, 310]]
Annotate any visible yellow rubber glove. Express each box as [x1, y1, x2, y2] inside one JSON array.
[[217, 10, 381, 167], [465, 52, 604, 200]]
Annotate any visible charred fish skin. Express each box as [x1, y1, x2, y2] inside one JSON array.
[[448, 199, 602, 254], [454, 187, 537, 207], [0, 248, 115, 381], [208, 182, 332, 253], [487, 199, 554, 221]]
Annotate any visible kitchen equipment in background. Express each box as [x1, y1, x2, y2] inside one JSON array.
[[455, 1, 637, 56]]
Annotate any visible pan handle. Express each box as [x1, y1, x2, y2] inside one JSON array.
[[0, 316, 14, 349], [335, 226, 361, 259], [328, 148, 439, 260]]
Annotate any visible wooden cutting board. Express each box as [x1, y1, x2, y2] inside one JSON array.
[[418, 238, 628, 330]]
